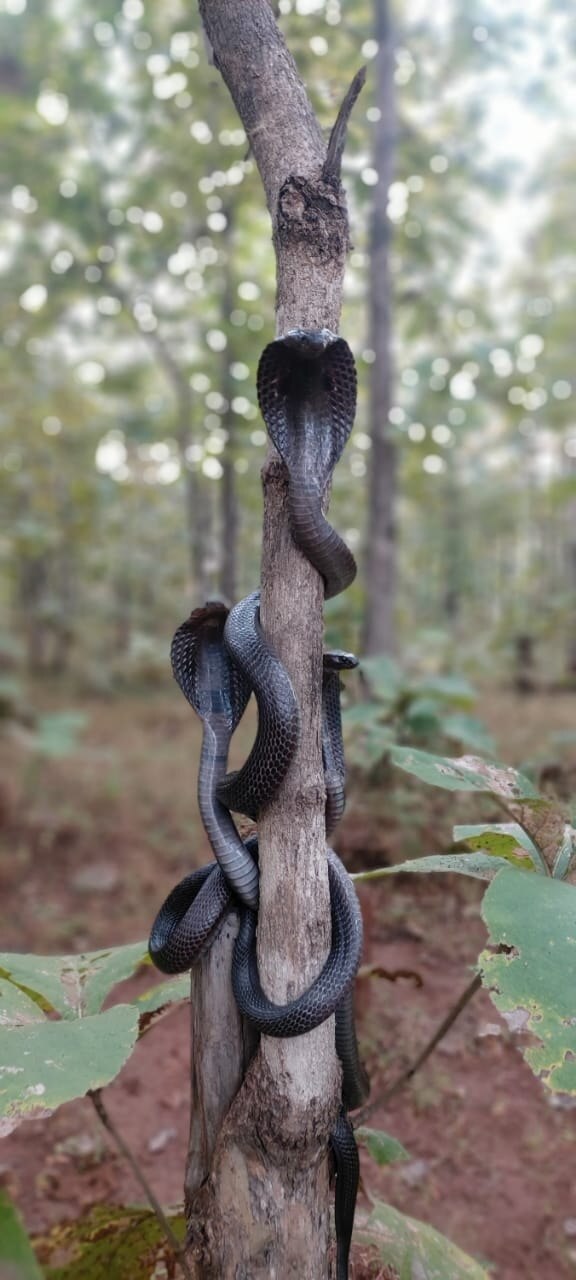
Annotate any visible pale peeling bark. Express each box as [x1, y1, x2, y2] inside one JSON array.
[[184, 2, 359, 1276]]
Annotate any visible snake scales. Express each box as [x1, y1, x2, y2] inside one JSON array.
[[149, 329, 368, 1280]]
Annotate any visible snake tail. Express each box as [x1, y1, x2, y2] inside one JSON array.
[[330, 1108, 360, 1280]]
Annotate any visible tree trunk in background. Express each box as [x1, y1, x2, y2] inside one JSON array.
[[441, 467, 462, 625], [17, 554, 49, 673], [361, 0, 397, 656], [104, 270, 214, 605], [153, 349, 213, 604], [219, 209, 239, 604], [180, 452, 212, 602], [564, 457, 576, 681], [185, 2, 358, 1275]]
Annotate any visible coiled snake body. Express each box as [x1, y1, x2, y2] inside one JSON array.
[[149, 330, 368, 1280]]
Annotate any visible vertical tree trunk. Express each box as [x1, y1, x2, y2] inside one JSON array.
[[361, 0, 397, 656], [219, 208, 239, 604], [564, 457, 576, 682], [184, 3, 359, 1275]]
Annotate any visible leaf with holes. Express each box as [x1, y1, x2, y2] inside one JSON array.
[[356, 1200, 490, 1278], [34, 1203, 186, 1278], [392, 748, 541, 799], [480, 869, 576, 1092]]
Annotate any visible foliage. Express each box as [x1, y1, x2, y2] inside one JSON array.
[[357, 1200, 490, 1279], [0, 943, 189, 1135], [362, 746, 576, 1099], [343, 657, 493, 777], [356, 1126, 409, 1166], [480, 869, 576, 1093], [0, 1189, 43, 1280], [35, 1203, 186, 1280]]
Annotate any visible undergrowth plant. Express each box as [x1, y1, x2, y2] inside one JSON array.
[[2, 736, 576, 1277], [343, 656, 493, 780]]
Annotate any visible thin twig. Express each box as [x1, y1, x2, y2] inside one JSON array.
[[322, 66, 367, 181], [354, 972, 482, 1126], [89, 1089, 194, 1280]]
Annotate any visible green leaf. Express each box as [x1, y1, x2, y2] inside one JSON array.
[[552, 825, 575, 879], [33, 711, 88, 758], [404, 696, 443, 736], [411, 674, 477, 706], [359, 654, 402, 702], [0, 974, 49, 1028], [392, 748, 541, 799], [356, 1126, 409, 1166], [454, 823, 543, 872], [35, 1203, 185, 1279], [353, 852, 513, 883], [0, 1189, 43, 1279], [342, 703, 385, 730], [0, 942, 150, 1019], [357, 1200, 490, 1279], [441, 712, 495, 754], [133, 974, 190, 1018], [0, 1005, 139, 1136], [480, 869, 576, 1092]]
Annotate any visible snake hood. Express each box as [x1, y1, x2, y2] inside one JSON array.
[[257, 329, 358, 599]]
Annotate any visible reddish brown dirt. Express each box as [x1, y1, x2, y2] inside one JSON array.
[[2, 686, 576, 1278]]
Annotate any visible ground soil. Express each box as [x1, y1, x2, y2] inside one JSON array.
[[2, 685, 576, 1278]]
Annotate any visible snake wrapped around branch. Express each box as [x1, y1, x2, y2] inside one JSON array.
[[149, 329, 368, 1280]]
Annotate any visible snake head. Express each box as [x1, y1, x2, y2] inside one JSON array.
[[256, 330, 357, 481], [171, 601, 251, 732], [280, 327, 338, 357], [323, 651, 359, 673]]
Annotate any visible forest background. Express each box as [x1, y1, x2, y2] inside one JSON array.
[[2, 1, 576, 1278]]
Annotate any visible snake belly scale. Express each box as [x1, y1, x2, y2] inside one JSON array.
[[149, 329, 368, 1280]]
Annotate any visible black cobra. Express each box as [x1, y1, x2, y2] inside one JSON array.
[[149, 330, 368, 1280]]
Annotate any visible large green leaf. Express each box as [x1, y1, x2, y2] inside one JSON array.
[[0, 944, 189, 1134], [392, 748, 541, 799], [0, 1005, 139, 1137], [35, 1203, 185, 1279], [0, 1190, 43, 1279], [353, 852, 513, 883], [356, 1200, 489, 1279], [0, 943, 150, 1019], [480, 869, 576, 1092]]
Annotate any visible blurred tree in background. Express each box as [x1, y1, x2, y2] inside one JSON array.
[[1, 0, 575, 684]]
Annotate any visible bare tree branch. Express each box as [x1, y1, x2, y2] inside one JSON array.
[[323, 66, 367, 182]]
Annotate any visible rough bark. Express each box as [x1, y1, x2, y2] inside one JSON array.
[[184, 3, 359, 1276], [361, 0, 398, 656]]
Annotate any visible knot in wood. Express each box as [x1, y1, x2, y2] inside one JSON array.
[[276, 174, 350, 264]]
